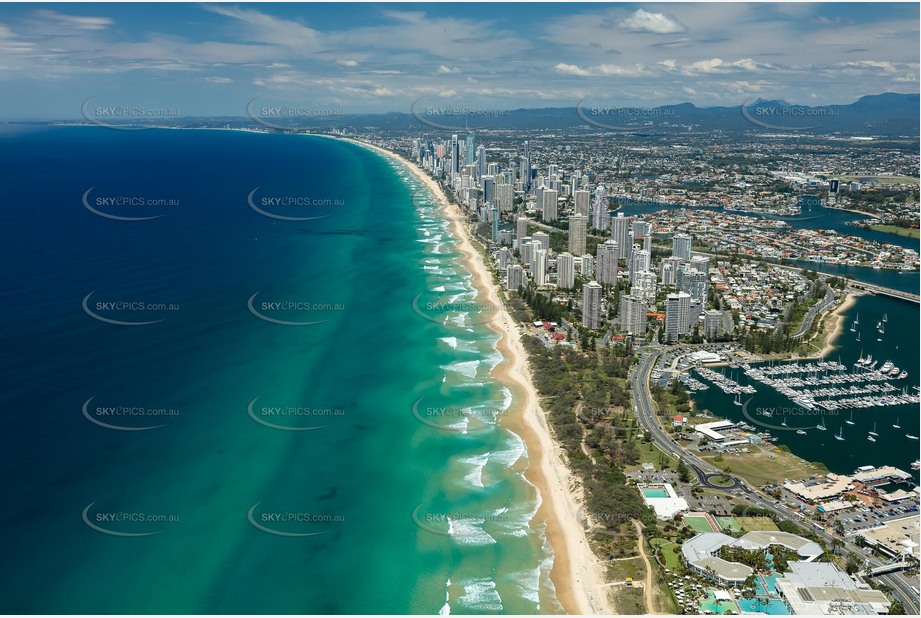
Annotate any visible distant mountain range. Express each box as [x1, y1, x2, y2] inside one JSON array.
[[240, 92, 919, 135], [58, 92, 919, 136]]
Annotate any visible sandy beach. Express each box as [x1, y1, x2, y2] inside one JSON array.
[[802, 291, 861, 359], [344, 138, 612, 615]]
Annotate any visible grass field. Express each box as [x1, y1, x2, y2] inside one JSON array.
[[868, 224, 920, 239], [684, 515, 719, 533], [650, 538, 682, 568], [716, 516, 743, 533], [700, 444, 827, 487], [835, 174, 919, 186], [629, 439, 680, 473], [737, 516, 780, 532]]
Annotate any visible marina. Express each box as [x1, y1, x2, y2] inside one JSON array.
[[689, 293, 921, 481]]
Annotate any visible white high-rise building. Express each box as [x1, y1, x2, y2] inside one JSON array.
[[507, 264, 525, 291], [703, 309, 725, 339], [592, 185, 609, 231], [496, 181, 514, 212], [580, 254, 594, 279], [541, 189, 559, 222], [519, 237, 533, 267], [665, 292, 691, 342], [611, 213, 633, 261], [661, 256, 683, 286], [557, 252, 575, 289], [680, 269, 709, 303], [672, 234, 692, 262], [618, 296, 648, 335], [534, 249, 548, 285], [690, 255, 710, 275], [516, 218, 529, 249], [574, 190, 590, 217], [582, 281, 603, 329], [630, 248, 651, 283], [528, 240, 541, 272], [569, 213, 587, 256], [497, 246, 510, 269], [631, 271, 657, 304], [532, 231, 550, 252], [596, 240, 618, 286]]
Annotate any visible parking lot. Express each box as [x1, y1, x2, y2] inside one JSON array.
[[829, 500, 920, 536]]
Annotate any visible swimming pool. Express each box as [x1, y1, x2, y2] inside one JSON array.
[[738, 598, 789, 615], [643, 488, 669, 498]]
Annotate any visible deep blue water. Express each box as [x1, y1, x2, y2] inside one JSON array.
[[0, 126, 554, 613]]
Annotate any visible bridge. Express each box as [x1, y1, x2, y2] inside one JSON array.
[[850, 280, 920, 304], [861, 560, 914, 577]]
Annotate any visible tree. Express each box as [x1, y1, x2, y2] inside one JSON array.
[[677, 459, 691, 483]]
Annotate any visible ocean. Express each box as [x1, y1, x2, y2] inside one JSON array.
[[0, 127, 556, 613]]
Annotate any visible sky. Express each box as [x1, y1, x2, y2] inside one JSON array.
[[0, 2, 918, 119]]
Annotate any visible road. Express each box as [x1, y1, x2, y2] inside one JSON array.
[[792, 281, 837, 338], [629, 348, 920, 614]]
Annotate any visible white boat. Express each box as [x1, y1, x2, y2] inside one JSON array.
[[817, 417, 828, 431], [898, 371, 907, 379], [846, 411, 855, 425], [835, 427, 845, 441], [912, 460, 920, 470], [867, 434, 876, 442], [893, 418, 901, 429], [781, 418, 787, 427], [796, 429, 807, 435], [854, 314, 859, 326], [733, 393, 742, 406], [856, 332, 861, 342], [883, 313, 887, 323], [869, 423, 878, 437], [907, 434, 919, 440]]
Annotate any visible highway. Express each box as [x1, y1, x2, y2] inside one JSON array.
[[791, 281, 837, 339], [629, 348, 920, 613]]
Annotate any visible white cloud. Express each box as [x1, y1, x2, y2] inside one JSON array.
[[619, 9, 686, 34], [597, 63, 649, 77], [33, 9, 113, 31], [204, 76, 233, 84], [437, 65, 460, 74], [336, 59, 359, 67], [554, 62, 591, 77]]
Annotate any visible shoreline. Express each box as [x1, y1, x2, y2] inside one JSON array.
[[341, 137, 612, 615], [801, 292, 860, 360]]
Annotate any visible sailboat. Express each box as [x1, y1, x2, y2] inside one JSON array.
[[733, 392, 742, 406], [907, 434, 919, 441], [850, 320, 856, 332], [856, 332, 861, 342], [854, 313, 859, 326], [781, 418, 787, 427], [846, 411, 855, 425], [817, 416, 828, 431], [796, 429, 807, 435], [835, 427, 845, 441], [868, 433, 876, 442], [893, 418, 901, 429], [869, 422, 878, 437], [883, 313, 888, 323]]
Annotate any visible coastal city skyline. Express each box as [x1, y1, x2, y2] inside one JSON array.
[[0, 3, 918, 119], [1, 2, 919, 617]]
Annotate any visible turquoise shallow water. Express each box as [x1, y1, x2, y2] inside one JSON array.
[[0, 127, 557, 613]]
